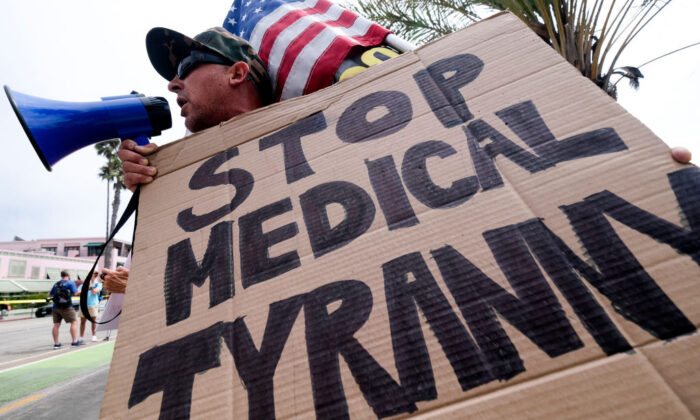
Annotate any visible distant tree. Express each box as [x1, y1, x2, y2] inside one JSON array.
[[95, 139, 125, 269], [350, 0, 673, 98]]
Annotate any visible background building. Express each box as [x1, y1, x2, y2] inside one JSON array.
[[0, 237, 131, 294]]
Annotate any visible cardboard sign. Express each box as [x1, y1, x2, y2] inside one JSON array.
[[100, 13, 700, 419]]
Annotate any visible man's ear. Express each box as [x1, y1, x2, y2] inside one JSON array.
[[228, 62, 250, 87]]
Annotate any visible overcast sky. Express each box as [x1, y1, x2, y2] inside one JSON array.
[[0, 0, 697, 243]]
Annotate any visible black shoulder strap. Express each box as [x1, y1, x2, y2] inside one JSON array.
[[80, 186, 140, 324]]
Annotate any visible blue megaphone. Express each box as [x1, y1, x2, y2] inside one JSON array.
[[4, 85, 172, 171]]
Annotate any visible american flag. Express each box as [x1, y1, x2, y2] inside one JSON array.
[[223, 0, 391, 101]]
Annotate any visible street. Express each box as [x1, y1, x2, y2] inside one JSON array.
[[0, 365, 109, 420], [0, 316, 116, 419]]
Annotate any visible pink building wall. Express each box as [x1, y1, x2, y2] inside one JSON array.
[[0, 249, 94, 281], [0, 237, 131, 273]]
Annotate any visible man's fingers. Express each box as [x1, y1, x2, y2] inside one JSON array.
[[120, 139, 138, 151], [120, 140, 158, 156], [136, 142, 159, 155], [122, 160, 157, 176], [122, 160, 157, 191], [118, 148, 150, 165], [124, 173, 155, 192], [119, 141, 159, 191], [671, 147, 692, 164]]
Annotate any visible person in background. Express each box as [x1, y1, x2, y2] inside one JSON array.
[[0, 302, 10, 320], [80, 272, 103, 342], [48, 270, 83, 348]]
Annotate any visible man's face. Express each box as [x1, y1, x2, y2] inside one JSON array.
[[167, 63, 237, 133]]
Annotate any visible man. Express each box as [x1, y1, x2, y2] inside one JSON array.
[[102, 26, 272, 298], [48, 271, 83, 348], [79, 272, 103, 342], [118, 26, 271, 190]]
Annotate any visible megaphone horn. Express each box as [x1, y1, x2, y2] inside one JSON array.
[[4, 85, 172, 171]]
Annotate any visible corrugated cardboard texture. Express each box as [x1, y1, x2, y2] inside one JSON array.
[[100, 12, 700, 420]]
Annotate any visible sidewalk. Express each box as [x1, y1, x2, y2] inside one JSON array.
[[0, 343, 114, 419], [0, 342, 114, 406], [0, 309, 33, 322]]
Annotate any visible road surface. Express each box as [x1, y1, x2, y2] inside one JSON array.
[[0, 315, 117, 419]]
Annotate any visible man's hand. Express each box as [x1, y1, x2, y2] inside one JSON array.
[[119, 139, 159, 192], [671, 147, 692, 164], [101, 267, 129, 294]]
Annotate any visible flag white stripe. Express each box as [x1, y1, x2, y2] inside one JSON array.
[[268, 3, 345, 91], [280, 16, 373, 99], [248, 0, 320, 51]]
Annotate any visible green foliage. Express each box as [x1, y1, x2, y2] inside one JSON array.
[[349, 0, 673, 98], [95, 139, 124, 190], [347, 0, 482, 44]]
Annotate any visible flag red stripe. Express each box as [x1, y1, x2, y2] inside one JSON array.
[[302, 23, 390, 95], [275, 9, 359, 99], [257, 0, 333, 65]]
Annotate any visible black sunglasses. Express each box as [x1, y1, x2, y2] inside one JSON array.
[[176, 50, 233, 80]]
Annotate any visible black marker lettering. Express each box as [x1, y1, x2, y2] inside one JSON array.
[[305, 280, 416, 419], [383, 252, 493, 392], [223, 295, 305, 420], [259, 111, 326, 184], [239, 198, 300, 288], [402, 140, 479, 208], [465, 118, 550, 191], [177, 148, 254, 232], [300, 181, 376, 258], [432, 242, 576, 381], [164, 221, 234, 326], [129, 322, 224, 420], [516, 219, 632, 355], [561, 180, 698, 339], [414, 54, 484, 128], [365, 155, 419, 230], [336, 91, 413, 143], [495, 101, 627, 164]]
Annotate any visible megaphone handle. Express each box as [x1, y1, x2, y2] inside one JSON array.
[[133, 134, 150, 146]]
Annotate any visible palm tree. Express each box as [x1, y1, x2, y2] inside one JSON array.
[[95, 139, 125, 269], [350, 0, 673, 98]]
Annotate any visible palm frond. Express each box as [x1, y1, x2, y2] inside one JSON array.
[[349, 0, 673, 99]]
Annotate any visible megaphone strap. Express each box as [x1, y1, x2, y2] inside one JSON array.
[[80, 186, 140, 325]]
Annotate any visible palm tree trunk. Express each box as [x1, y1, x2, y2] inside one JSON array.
[[110, 186, 121, 237], [104, 185, 122, 269]]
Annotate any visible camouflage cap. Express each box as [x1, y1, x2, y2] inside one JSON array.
[[145, 27, 272, 104]]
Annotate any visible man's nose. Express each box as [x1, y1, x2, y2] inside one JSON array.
[[168, 77, 183, 92]]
